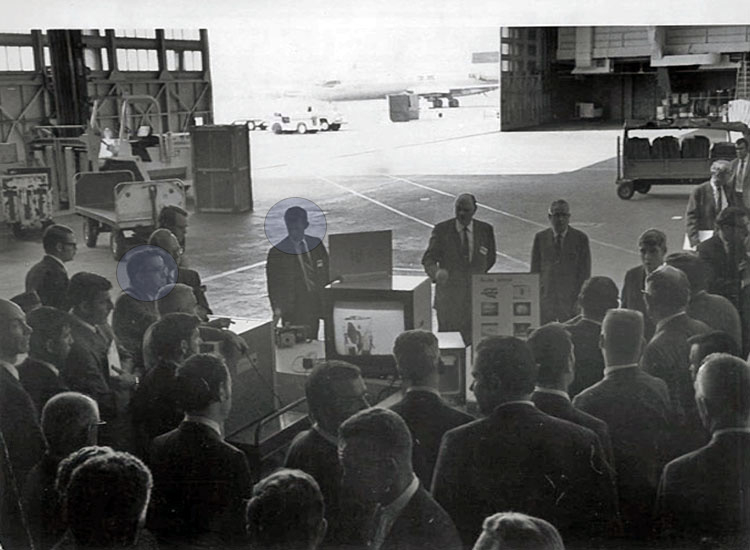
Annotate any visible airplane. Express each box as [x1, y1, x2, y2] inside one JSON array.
[[283, 72, 499, 108]]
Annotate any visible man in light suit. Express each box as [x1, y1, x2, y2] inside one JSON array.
[[531, 200, 591, 324], [266, 206, 330, 340], [731, 137, 750, 208], [685, 159, 737, 248], [25, 224, 77, 311], [655, 353, 750, 548], [422, 193, 496, 345]]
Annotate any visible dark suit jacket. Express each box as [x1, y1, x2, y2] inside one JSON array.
[[422, 218, 496, 342], [621, 265, 656, 340], [390, 390, 474, 487], [655, 431, 750, 546], [18, 357, 68, 416], [25, 255, 69, 310], [563, 316, 605, 397], [685, 180, 739, 247], [63, 316, 116, 420], [431, 402, 619, 547], [112, 291, 159, 367], [697, 235, 743, 308], [148, 421, 253, 543], [131, 359, 183, 454], [21, 454, 65, 550], [573, 366, 673, 537], [0, 366, 45, 487], [531, 390, 615, 468], [641, 313, 710, 457], [381, 486, 462, 550], [266, 235, 330, 334], [531, 226, 591, 324]]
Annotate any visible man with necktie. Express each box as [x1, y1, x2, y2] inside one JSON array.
[[731, 138, 750, 209], [531, 199, 592, 324], [422, 193, 496, 345], [686, 159, 738, 248], [266, 206, 330, 340]]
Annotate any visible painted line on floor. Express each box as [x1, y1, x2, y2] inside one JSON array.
[[387, 175, 638, 256], [316, 176, 530, 268], [204, 260, 267, 282]]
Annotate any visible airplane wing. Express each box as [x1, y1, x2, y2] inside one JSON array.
[[415, 83, 499, 100]]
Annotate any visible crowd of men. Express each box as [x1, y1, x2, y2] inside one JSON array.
[[2, 147, 750, 550]]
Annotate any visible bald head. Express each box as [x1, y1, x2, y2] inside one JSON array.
[[149, 228, 182, 262], [455, 193, 477, 226], [0, 298, 32, 361], [42, 392, 101, 459], [695, 353, 750, 431], [156, 283, 197, 316]]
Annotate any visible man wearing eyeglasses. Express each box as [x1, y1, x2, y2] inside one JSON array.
[[25, 224, 78, 311], [531, 199, 591, 324], [686, 160, 738, 249]]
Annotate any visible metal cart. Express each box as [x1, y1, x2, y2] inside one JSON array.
[[615, 118, 750, 200], [73, 170, 186, 259], [1, 170, 54, 237]]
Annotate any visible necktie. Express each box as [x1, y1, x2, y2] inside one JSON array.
[[717, 185, 724, 212], [555, 233, 563, 260], [298, 240, 316, 292], [741, 160, 746, 186], [461, 226, 470, 264]]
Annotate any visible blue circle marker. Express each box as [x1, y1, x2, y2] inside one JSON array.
[[116, 244, 178, 301], [265, 198, 327, 254]]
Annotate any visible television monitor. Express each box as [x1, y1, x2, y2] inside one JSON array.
[[323, 275, 432, 379]]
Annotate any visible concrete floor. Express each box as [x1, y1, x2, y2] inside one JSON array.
[[0, 95, 696, 323]]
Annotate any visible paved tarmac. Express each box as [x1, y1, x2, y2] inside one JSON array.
[[0, 95, 698, 323]]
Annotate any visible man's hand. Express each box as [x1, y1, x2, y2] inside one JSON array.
[[436, 268, 449, 284], [207, 317, 233, 329], [110, 365, 138, 390]]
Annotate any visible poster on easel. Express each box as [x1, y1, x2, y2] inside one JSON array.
[[467, 272, 540, 403]]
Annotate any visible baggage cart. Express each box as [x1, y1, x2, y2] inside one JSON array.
[[615, 118, 750, 200], [73, 170, 186, 259]]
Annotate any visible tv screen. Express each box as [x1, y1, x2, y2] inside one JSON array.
[[332, 300, 405, 357]]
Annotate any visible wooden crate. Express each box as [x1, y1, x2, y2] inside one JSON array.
[[191, 125, 253, 213]]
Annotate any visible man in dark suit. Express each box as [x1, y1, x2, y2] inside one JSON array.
[[666, 252, 742, 349], [730, 137, 750, 208], [267, 206, 330, 340], [432, 336, 619, 547], [148, 354, 253, 547], [0, 299, 45, 549], [697, 206, 747, 309], [246, 469, 328, 550], [157, 204, 189, 250], [641, 265, 711, 457], [25, 224, 77, 310], [285, 360, 369, 547], [686, 159, 737, 248], [21, 392, 101, 550], [527, 322, 615, 468], [564, 276, 619, 397], [65, 273, 137, 450], [389, 330, 474, 486], [131, 313, 201, 456], [422, 193, 496, 344], [620, 229, 667, 341], [18, 306, 72, 415], [688, 331, 741, 382], [339, 408, 462, 550], [531, 199, 591, 324], [573, 309, 673, 540], [655, 353, 750, 547]]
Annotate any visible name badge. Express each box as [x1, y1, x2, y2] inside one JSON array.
[[479, 246, 488, 256], [316, 259, 324, 268]]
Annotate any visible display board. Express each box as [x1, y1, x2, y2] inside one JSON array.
[[471, 272, 541, 348]]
